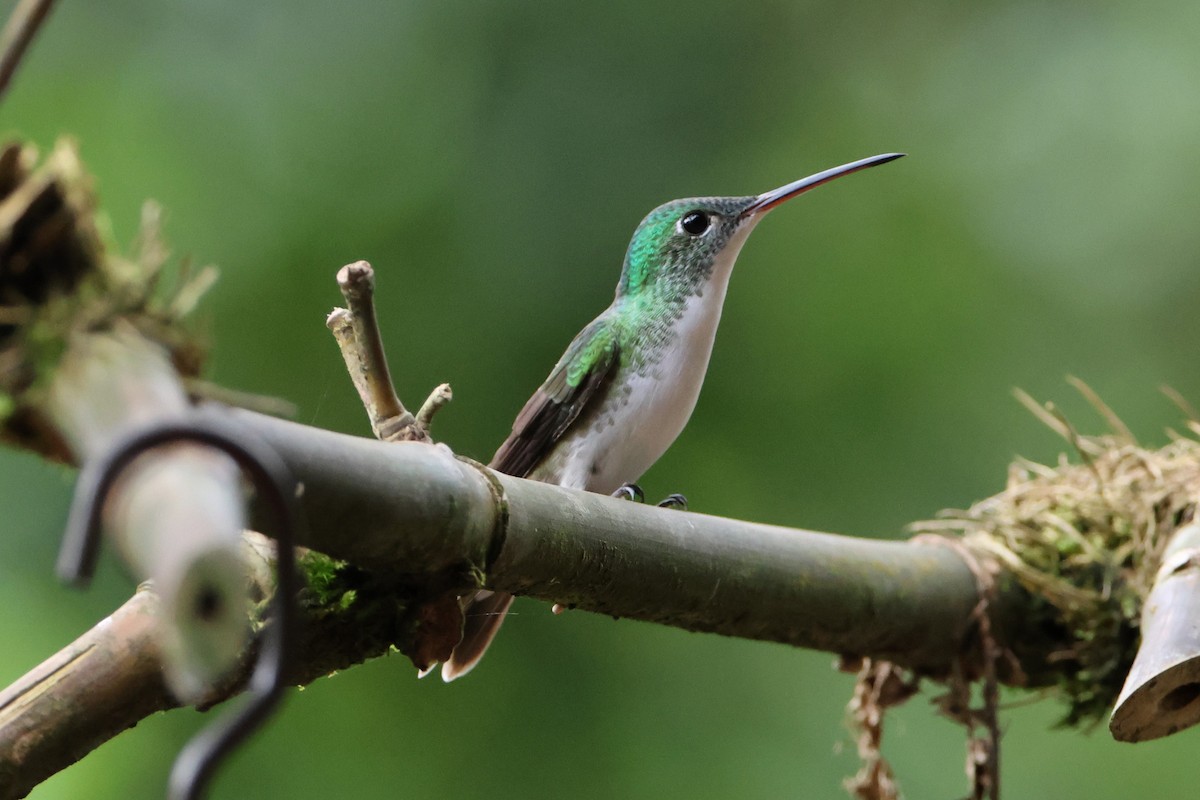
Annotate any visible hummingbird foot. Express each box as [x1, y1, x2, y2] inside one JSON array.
[[612, 483, 686, 510], [612, 483, 645, 502], [656, 493, 688, 511]]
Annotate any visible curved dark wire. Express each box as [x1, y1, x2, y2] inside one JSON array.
[[56, 408, 302, 800]]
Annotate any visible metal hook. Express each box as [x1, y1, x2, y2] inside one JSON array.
[[57, 406, 303, 800]]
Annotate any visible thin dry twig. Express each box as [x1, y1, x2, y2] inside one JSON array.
[[1012, 388, 1072, 442], [415, 382, 452, 431], [328, 261, 450, 444], [1067, 375, 1135, 443], [1161, 384, 1199, 423], [0, 0, 56, 103], [334, 260, 417, 439]]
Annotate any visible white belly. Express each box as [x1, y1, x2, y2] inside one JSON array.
[[540, 291, 727, 495], [530, 215, 759, 495]]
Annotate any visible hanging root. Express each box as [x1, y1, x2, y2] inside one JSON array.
[[844, 658, 919, 800]]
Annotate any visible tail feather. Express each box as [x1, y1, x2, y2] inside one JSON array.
[[442, 590, 515, 682]]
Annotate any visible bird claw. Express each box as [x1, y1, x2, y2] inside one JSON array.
[[613, 483, 687, 510], [656, 493, 688, 511], [612, 483, 645, 503]]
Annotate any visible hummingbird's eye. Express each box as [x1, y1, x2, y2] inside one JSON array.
[[679, 211, 710, 236]]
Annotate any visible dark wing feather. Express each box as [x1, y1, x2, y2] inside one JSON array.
[[441, 590, 514, 681], [488, 316, 620, 478]]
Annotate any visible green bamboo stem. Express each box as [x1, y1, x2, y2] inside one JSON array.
[[237, 410, 982, 672], [0, 410, 986, 798]]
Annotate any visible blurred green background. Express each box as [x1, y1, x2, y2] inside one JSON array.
[[4, 0, 1200, 797]]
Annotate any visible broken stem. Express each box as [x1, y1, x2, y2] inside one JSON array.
[[333, 261, 422, 441], [415, 382, 452, 431], [1110, 520, 1200, 741]]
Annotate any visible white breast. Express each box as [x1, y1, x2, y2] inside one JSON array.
[[543, 218, 761, 494]]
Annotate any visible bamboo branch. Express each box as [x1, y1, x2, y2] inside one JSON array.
[[0, 585, 173, 800], [234, 409, 982, 670], [46, 328, 251, 702], [9, 396, 1200, 795], [0, 533, 412, 800], [1110, 520, 1200, 741], [0, 417, 985, 796]]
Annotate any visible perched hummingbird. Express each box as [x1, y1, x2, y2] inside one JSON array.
[[442, 152, 904, 680]]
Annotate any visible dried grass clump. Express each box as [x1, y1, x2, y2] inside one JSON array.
[[0, 139, 214, 460], [912, 382, 1200, 725]]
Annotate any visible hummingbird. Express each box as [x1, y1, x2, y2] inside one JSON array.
[[441, 152, 904, 681]]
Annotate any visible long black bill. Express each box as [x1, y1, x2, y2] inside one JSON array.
[[745, 152, 905, 216]]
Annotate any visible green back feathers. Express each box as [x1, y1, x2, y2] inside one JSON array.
[[566, 319, 617, 388]]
